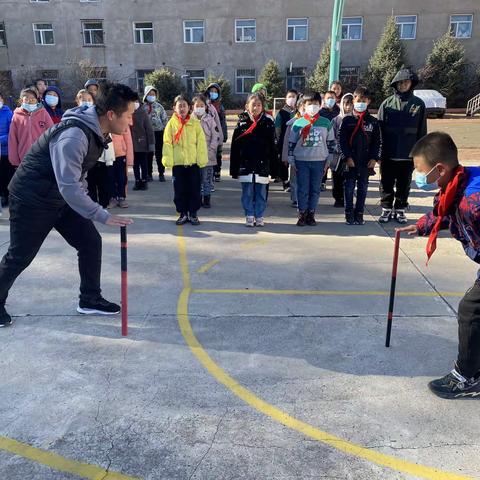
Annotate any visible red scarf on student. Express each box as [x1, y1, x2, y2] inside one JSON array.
[[426, 166, 465, 263], [349, 111, 368, 146], [237, 113, 261, 140], [301, 113, 320, 140], [174, 114, 190, 144]]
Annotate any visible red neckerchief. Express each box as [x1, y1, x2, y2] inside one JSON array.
[[301, 113, 320, 140], [237, 113, 261, 140], [173, 114, 190, 144], [349, 111, 368, 146], [147, 104, 152, 115], [426, 166, 465, 263]]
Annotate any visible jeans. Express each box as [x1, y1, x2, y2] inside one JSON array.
[[295, 160, 325, 212], [133, 151, 148, 182], [457, 281, 480, 378], [86, 162, 110, 208], [241, 182, 267, 218], [148, 131, 165, 177], [380, 160, 414, 210], [200, 166, 214, 196], [109, 156, 127, 199], [0, 197, 102, 306], [344, 174, 369, 215], [172, 164, 201, 216]]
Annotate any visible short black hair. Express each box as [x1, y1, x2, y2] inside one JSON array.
[[302, 91, 322, 103], [173, 94, 191, 106], [410, 132, 459, 168], [191, 93, 208, 106], [246, 92, 266, 109], [286, 89, 298, 97], [94, 82, 138, 116], [324, 90, 336, 97], [353, 86, 371, 100]]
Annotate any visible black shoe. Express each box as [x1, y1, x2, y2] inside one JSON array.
[[132, 181, 141, 191], [333, 200, 344, 208], [77, 297, 120, 315], [283, 181, 290, 191], [428, 369, 480, 399], [306, 211, 317, 226], [214, 175, 221, 182], [296, 211, 306, 227], [190, 215, 200, 226], [159, 174, 166, 182], [203, 195, 211, 208], [345, 213, 355, 225], [355, 213, 366, 225], [139, 180, 148, 191], [146, 175, 153, 182], [0, 305, 12, 327], [176, 213, 189, 225]]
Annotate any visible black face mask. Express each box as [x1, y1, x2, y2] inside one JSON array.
[[395, 85, 413, 101]]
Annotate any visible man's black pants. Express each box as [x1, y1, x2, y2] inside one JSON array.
[[379, 160, 414, 210], [0, 197, 102, 306]]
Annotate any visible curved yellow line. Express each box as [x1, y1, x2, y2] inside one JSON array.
[[176, 227, 473, 480]]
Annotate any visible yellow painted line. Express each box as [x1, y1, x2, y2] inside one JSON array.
[[192, 288, 464, 297], [240, 239, 270, 249], [197, 259, 220, 274], [177, 226, 472, 480], [0, 436, 139, 480]]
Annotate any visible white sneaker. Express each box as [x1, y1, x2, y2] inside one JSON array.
[[379, 208, 392, 223], [245, 216, 255, 227], [255, 217, 265, 227], [395, 210, 408, 224]]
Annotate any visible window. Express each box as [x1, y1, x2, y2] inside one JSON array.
[[80, 0, 100, 2], [395, 15, 417, 40], [286, 67, 306, 91], [339, 66, 360, 89], [184, 20, 204, 43], [92, 67, 107, 81], [134, 22, 153, 44], [342, 17, 363, 40], [30, 0, 50, 3], [33, 23, 54, 45], [136, 69, 153, 92], [185, 69, 205, 95], [0, 22, 6, 47], [38, 69, 58, 86], [82, 20, 104, 45], [235, 19, 256, 42], [287, 18, 308, 41], [450, 14, 473, 38], [236, 68, 255, 94]]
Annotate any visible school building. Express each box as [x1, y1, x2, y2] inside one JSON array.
[[0, 0, 478, 101]]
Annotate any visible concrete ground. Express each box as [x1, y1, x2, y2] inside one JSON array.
[[0, 118, 479, 480]]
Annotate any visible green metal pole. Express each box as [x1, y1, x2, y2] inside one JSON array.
[[329, 0, 346, 86]]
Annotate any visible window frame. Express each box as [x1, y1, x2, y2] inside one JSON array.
[[0, 22, 6, 47], [395, 14, 417, 40], [341, 16, 363, 41], [32, 22, 55, 45], [450, 14, 473, 39], [133, 21, 154, 44], [235, 68, 256, 94], [286, 67, 306, 91], [82, 20, 105, 46], [286, 17, 309, 42], [235, 18, 256, 43], [185, 69, 205, 95], [183, 20, 205, 44]]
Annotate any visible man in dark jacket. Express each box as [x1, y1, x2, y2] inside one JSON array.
[[378, 68, 427, 224], [398, 132, 480, 399], [0, 82, 135, 328]]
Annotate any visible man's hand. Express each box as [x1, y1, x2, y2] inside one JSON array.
[[396, 225, 418, 236], [367, 159, 377, 169], [106, 215, 134, 227], [346, 157, 355, 168]]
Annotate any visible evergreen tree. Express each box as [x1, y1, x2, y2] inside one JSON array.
[[144, 69, 184, 106], [258, 59, 285, 103], [307, 37, 331, 93], [363, 17, 407, 106]]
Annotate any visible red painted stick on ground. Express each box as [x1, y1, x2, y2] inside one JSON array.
[[121, 226, 128, 337], [385, 230, 401, 348]]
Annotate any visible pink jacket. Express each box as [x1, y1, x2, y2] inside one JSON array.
[[112, 128, 134, 166], [200, 113, 221, 166], [8, 106, 54, 166]]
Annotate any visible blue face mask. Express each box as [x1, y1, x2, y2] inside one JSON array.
[[354, 102, 367, 113], [22, 103, 38, 113], [325, 98, 336, 109], [146, 95, 156, 103], [415, 166, 439, 191], [81, 101, 94, 108], [45, 94, 59, 107], [209, 91, 219, 101]]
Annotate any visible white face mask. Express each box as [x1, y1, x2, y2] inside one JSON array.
[[45, 94, 59, 107], [325, 98, 336, 109], [134, 102, 140, 110], [354, 102, 368, 113], [305, 104, 320, 117], [81, 101, 93, 108], [286, 97, 297, 108], [22, 103, 38, 113], [194, 107, 206, 117]]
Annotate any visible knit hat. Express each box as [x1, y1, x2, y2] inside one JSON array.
[[84, 79, 99, 89], [252, 83, 267, 95]]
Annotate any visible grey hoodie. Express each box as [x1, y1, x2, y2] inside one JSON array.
[[49, 106, 110, 224]]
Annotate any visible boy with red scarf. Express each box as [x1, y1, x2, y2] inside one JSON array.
[[398, 132, 480, 399], [288, 91, 336, 227], [339, 86, 381, 225]]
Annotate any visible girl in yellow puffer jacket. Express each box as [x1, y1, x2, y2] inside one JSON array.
[[162, 94, 208, 225]]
